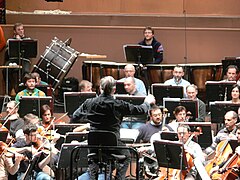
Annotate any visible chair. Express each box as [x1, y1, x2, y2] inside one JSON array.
[[87, 130, 127, 180]]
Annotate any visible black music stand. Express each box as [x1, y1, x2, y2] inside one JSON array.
[[163, 98, 198, 123], [179, 122, 212, 149], [123, 44, 153, 65], [151, 84, 184, 105], [205, 81, 236, 105], [64, 132, 88, 143], [153, 140, 188, 179], [210, 102, 240, 124], [8, 39, 38, 82], [19, 96, 53, 117], [22, 155, 39, 180], [123, 44, 153, 91], [161, 131, 179, 141], [114, 95, 146, 105], [64, 92, 96, 116], [115, 81, 127, 94]]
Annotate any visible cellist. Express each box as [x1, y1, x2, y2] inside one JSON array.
[[204, 111, 238, 157], [209, 124, 240, 179]]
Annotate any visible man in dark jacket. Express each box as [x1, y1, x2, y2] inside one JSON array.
[[72, 76, 155, 179]]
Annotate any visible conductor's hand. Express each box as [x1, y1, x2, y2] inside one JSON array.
[[144, 94, 156, 105]]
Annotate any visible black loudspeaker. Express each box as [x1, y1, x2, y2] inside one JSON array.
[[58, 77, 79, 102]]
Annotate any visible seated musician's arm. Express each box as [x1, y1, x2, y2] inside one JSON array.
[[204, 134, 221, 155], [38, 147, 59, 170], [3, 153, 24, 175]]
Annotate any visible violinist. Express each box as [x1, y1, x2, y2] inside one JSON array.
[[0, 141, 25, 180], [39, 104, 53, 130], [167, 106, 188, 132], [12, 123, 58, 180], [38, 104, 61, 143], [204, 111, 238, 156], [4, 101, 24, 143]]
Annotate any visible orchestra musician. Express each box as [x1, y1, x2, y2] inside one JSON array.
[[3, 23, 31, 96], [229, 84, 240, 104], [138, 26, 164, 64], [12, 123, 59, 180], [79, 80, 93, 92], [221, 65, 240, 85], [31, 72, 48, 86], [4, 101, 24, 141], [186, 84, 206, 122], [135, 105, 172, 143], [72, 76, 155, 179], [207, 124, 240, 179], [164, 65, 190, 97], [167, 106, 188, 132], [121, 76, 147, 129], [118, 64, 147, 95], [15, 73, 46, 103], [204, 111, 238, 157], [0, 141, 25, 180], [175, 124, 205, 180]]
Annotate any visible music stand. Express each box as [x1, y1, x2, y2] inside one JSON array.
[[8, 39, 38, 83], [153, 140, 188, 179], [210, 102, 240, 124], [160, 131, 178, 141], [114, 95, 146, 105], [124, 44, 153, 92], [58, 143, 88, 169], [179, 122, 212, 149], [163, 98, 198, 123], [151, 83, 184, 105], [205, 81, 236, 105], [64, 92, 96, 116], [123, 44, 153, 65], [19, 96, 53, 117], [22, 154, 40, 180], [64, 132, 88, 143], [115, 81, 127, 94]]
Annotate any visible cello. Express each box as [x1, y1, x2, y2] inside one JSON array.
[[210, 152, 239, 180], [205, 139, 233, 175]]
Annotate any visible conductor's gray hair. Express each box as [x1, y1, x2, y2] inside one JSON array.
[[100, 76, 116, 95]]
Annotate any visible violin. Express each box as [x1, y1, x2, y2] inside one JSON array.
[[0, 141, 28, 161]]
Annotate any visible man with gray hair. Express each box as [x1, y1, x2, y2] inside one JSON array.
[[186, 84, 206, 122], [119, 64, 147, 95], [72, 76, 155, 179]]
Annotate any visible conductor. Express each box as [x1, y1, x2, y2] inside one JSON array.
[[72, 76, 155, 179]]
